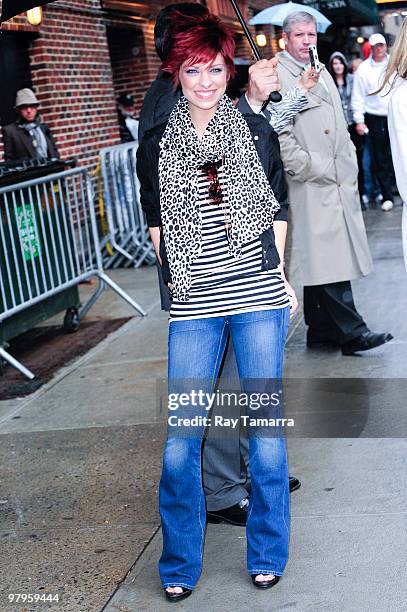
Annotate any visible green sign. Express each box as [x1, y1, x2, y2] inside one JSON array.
[[299, 0, 379, 24], [16, 204, 41, 261]]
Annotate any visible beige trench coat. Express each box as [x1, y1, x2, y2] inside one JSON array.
[[276, 51, 373, 286]]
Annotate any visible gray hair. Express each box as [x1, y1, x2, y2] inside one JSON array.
[[282, 11, 317, 35]]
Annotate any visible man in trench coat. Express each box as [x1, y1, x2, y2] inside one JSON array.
[[275, 11, 392, 355]]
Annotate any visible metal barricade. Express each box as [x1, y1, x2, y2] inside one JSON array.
[[0, 166, 146, 380], [99, 141, 156, 269]]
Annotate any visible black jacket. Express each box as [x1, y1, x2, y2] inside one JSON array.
[[118, 112, 136, 143], [2, 120, 59, 162], [136, 100, 288, 289], [138, 72, 180, 143]]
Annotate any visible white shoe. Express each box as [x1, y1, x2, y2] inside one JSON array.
[[381, 200, 393, 212], [361, 194, 369, 205]]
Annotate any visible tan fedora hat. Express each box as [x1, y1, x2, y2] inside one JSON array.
[[15, 88, 40, 108]]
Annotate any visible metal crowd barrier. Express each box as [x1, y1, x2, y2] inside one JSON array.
[[0, 166, 146, 380], [99, 141, 156, 269]]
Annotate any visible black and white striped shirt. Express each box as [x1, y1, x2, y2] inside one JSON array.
[[246, 87, 308, 134], [169, 166, 290, 321], [267, 87, 308, 134]]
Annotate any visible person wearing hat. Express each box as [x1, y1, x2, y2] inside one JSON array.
[[2, 88, 59, 162], [117, 93, 139, 143], [351, 33, 397, 212]]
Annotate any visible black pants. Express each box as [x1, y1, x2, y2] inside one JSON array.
[[304, 281, 369, 345], [348, 123, 364, 200], [365, 113, 396, 202]]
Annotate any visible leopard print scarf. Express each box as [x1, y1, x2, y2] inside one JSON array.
[[159, 94, 280, 301]]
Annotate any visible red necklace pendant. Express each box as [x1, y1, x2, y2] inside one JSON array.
[[201, 160, 223, 206]]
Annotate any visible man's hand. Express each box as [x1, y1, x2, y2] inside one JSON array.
[[246, 58, 281, 107], [356, 123, 368, 136], [297, 67, 320, 93]]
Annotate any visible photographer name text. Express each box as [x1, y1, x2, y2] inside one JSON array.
[[168, 415, 294, 428]]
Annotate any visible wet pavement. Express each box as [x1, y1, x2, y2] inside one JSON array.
[[0, 205, 406, 611]]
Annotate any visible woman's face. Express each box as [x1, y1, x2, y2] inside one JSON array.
[[332, 58, 345, 75], [178, 52, 228, 114]]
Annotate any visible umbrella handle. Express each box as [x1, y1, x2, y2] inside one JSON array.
[[229, 0, 282, 107]]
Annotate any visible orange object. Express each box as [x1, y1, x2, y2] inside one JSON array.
[[362, 41, 371, 59]]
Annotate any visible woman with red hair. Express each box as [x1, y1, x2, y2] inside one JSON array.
[[137, 13, 296, 602]]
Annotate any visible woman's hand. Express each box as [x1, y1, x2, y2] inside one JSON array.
[[283, 278, 298, 319], [297, 67, 320, 93], [149, 226, 162, 265]]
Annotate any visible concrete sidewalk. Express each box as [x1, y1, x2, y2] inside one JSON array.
[[1, 206, 406, 611]]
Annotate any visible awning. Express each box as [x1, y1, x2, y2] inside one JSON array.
[[1, 0, 55, 23], [101, 1, 151, 17], [298, 0, 379, 26], [376, 0, 407, 8]]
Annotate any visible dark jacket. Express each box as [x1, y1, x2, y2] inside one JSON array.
[[137, 72, 181, 311], [2, 119, 59, 162], [118, 112, 136, 143], [138, 72, 180, 143], [136, 99, 288, 292]]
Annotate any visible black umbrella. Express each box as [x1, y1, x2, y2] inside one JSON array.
[[0, 0, 57, 23], [1, 0, 281, 104]]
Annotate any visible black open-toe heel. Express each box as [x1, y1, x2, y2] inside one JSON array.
[[251, 574, 280, 590], [164, 587, 192, 602]]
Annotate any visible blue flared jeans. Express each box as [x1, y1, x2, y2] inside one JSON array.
[[159, 307, 290, 590]]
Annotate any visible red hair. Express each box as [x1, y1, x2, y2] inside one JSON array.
[[161, 12, 236, 88]]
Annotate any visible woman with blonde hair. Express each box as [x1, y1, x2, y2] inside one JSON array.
[[377, 18, 407, 268]]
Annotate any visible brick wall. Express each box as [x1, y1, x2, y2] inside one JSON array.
[[106, 21, 147, 112], [104, 13, 162, 116], [0, 0, 178, 163], [0, 0, 120, 166]]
